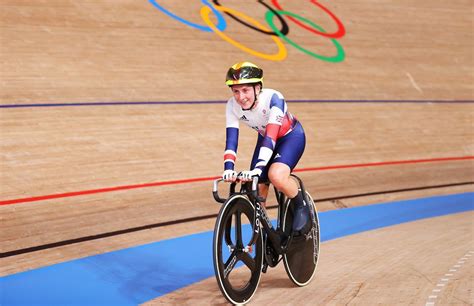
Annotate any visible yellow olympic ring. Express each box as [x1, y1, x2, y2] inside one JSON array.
[[200, 5, 287, 61]]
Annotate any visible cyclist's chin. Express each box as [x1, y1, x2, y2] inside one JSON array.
[[239, 101, 253, 109]]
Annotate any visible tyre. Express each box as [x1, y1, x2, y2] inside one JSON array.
[[213, 195, 264, 304], [282, 191, 320, 286]]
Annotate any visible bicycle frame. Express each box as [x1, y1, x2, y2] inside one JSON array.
[[213, 176, 290, 255]]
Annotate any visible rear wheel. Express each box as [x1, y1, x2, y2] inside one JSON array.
[[282, 191, 320, 286], [213, 195, 264, 304]]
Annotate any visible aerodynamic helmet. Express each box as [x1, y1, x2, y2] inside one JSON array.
[[225, 62, 263, 87]]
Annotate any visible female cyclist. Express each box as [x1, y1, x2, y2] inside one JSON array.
[[221, 61, 311, 235]]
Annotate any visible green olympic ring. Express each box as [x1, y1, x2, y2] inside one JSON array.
[[266, 10, 345, 63]]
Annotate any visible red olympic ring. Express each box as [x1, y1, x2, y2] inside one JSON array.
[[271, 0, 345, 38]]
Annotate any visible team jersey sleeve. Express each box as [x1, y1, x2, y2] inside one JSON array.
[[253, 93, 286, 173], [224, 100, 239, 171]]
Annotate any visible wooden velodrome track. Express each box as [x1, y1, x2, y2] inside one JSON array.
[[1, 0, 473, 305]]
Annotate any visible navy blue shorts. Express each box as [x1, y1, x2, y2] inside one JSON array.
[[250, 121, 306, 183]]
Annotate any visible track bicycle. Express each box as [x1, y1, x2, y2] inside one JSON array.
[[212, 174, 320, 305]]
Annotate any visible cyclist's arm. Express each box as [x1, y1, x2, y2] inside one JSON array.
[[253, 93, 286, 174], [224, 101, 239, 171]]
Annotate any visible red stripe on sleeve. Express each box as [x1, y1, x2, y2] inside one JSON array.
[[224, 153, 236, 161], [265, 123, 281, 141]]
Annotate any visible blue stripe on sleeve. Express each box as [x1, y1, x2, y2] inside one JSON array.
[[269, 93, 285, 112], [225, 127, 239, 152], [261, 135, 274, 150]]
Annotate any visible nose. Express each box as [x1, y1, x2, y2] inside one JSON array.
[[235, 92, 246, 102]]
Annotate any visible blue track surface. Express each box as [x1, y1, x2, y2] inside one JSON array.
[[1, 193, 473, 305]]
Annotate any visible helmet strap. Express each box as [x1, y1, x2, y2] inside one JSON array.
[[242, 84, 258, 111]]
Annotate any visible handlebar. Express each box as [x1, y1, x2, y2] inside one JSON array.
[[212, 176, 260, 204], [212, 179, 226, 203]]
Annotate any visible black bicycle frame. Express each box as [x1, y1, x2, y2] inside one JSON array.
[[213, 175, 305, 254], [247, 180, 290, 255]]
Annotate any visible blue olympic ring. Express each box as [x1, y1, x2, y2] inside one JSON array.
[[148, 0, 227, 32]]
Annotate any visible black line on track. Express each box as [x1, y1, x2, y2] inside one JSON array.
[[2, 181, 472, 258]]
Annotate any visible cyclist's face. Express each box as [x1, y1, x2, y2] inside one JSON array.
[[231, 84, 260, 109]]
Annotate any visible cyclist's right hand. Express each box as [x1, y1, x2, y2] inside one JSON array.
[[222, 170, 238, 182]]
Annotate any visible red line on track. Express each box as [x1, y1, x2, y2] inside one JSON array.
[[293, 156, 474, 172], [1, 156, 473, 206]]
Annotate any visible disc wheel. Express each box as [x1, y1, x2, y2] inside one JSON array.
[[282, 191, 320, 286], [213, 195, 264, 304]]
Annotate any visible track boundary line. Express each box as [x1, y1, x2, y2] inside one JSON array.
[[1, 156, 473, 206]]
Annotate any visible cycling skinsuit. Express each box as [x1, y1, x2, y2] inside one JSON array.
[[224, 88, 306, 182]]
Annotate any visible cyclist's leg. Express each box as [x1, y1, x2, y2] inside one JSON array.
[[267, 123, 310, 234], [268, 163, 310, 234], [266, 121, 305, 193], [267, 162, 298, 198]]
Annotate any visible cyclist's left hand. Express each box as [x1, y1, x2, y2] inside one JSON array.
[[239, 169, 262, 181]]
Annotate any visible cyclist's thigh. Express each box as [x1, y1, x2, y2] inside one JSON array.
[[271, 124, 306, 170]]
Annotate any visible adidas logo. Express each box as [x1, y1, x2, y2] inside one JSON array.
[[240, 115, 249, 121], [275, 153, 282, 159]]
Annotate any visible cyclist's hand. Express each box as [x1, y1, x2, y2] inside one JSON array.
[[222, 170, 237, 182], [239, 169, 262, 182]]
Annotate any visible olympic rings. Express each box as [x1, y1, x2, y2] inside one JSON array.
[[266, 10, 345, 62], [271, 0, 345, 38], [212, 0, 289, 36], [148, 0, 227, 32], [148, 0, 346, 62], [201, 5, 287, 61]]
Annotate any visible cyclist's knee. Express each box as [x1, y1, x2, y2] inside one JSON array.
[[268, 164, 291, 190]]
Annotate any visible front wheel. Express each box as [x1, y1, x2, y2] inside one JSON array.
[[282, 191, 320, 286], [213, 195, 264, 304]]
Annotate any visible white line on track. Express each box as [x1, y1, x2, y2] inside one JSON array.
[[425, 250, 472, 305]]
